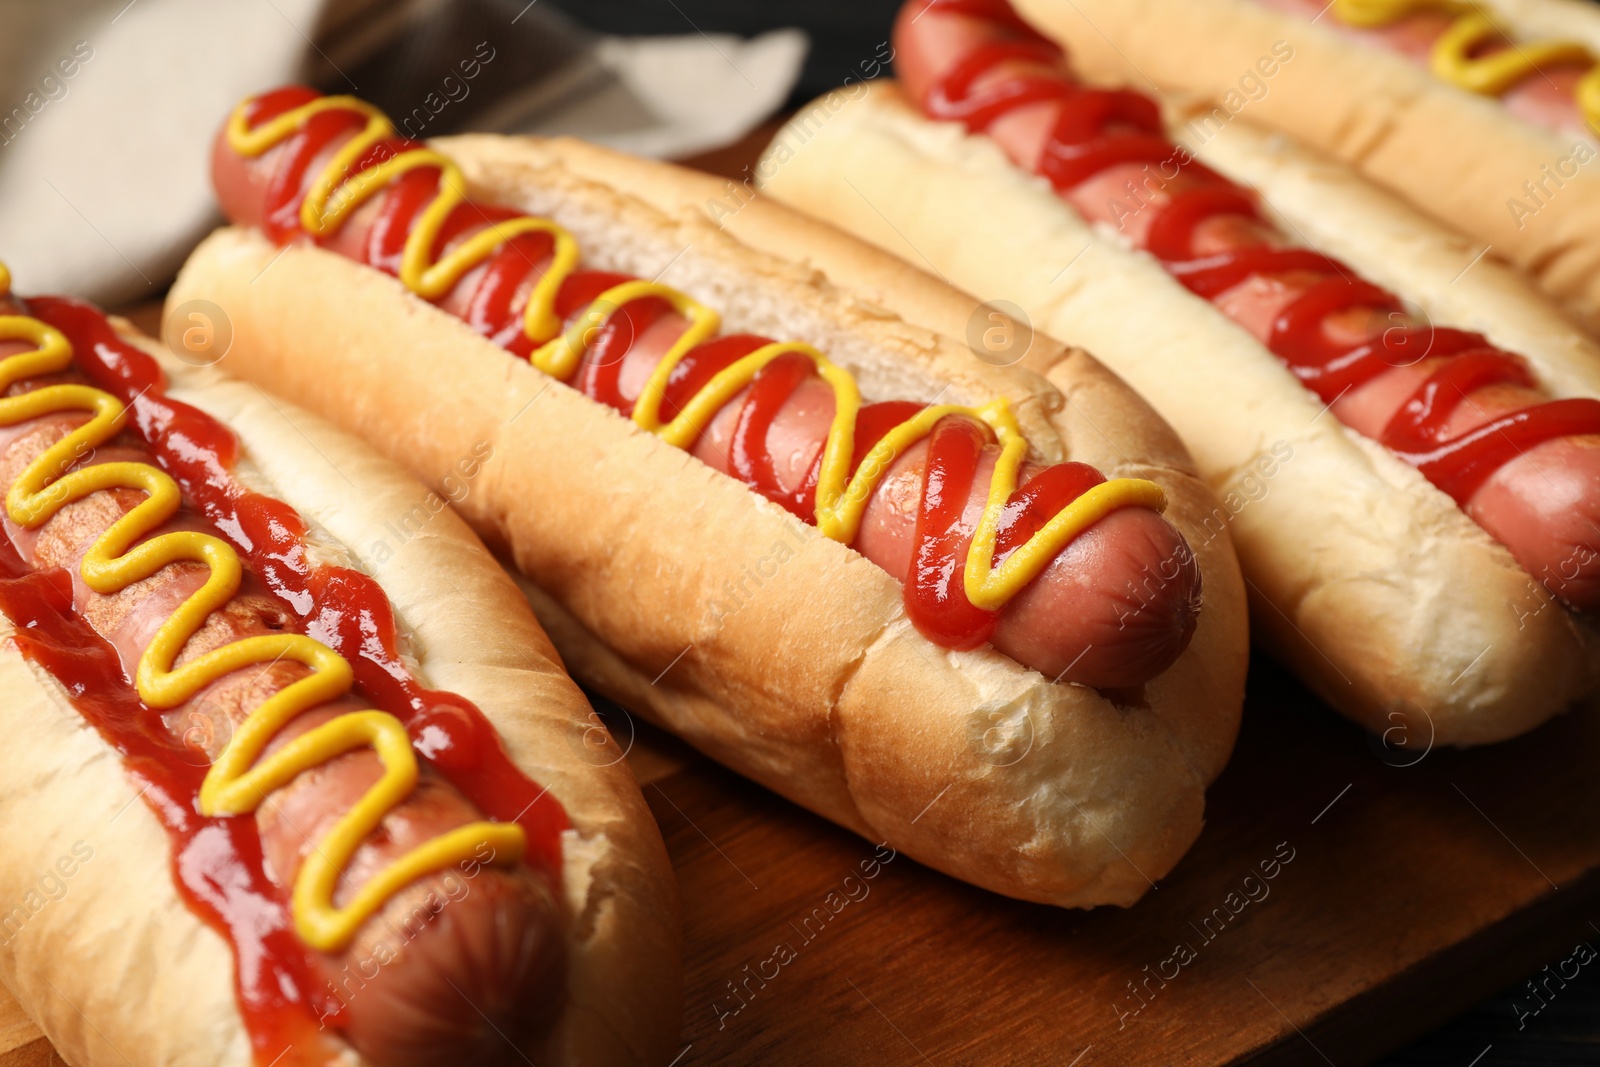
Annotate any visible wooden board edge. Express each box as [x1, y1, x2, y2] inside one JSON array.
[[1240, 866, 1600, 1065], [0, 1035, 54, 1067]]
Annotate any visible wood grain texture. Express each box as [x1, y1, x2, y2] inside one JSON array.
[[0, 994, 41, 1061], [624, 659, 1600, 1066]]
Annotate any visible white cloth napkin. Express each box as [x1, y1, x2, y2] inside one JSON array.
[[536, 29, 806, 160], [0, 0, 805, 306]]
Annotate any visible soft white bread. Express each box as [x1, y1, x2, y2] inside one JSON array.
[[1010, 0, 1600, 334], [167, 133, 1249, 909], [487, 134, 1066, 361], [0, 327, 680, 1066], [755, 79, 1600, 744], [1168, 97, 1600, 404]]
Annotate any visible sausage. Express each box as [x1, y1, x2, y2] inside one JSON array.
[[0, 305, 564, 1067], [894, 0, 1600, 611], [209, 116, 1203, 689], [1256, 0, 1594, 139]]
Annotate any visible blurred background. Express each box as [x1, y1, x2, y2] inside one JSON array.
[[0, 0, 1595, 1063], [0, 0, 901, 306]]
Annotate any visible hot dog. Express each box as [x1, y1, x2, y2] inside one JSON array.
[[169, 89, 1249, 908], [756, 0, 1600, 743], [1004, 0, 1600, 335], [0, 265, 679, 1067], [899, 0, 1600, 610], [205, 88, 1196, 690]]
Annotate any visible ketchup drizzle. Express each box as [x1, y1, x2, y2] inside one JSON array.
[[0, 540, 340, 1067], [242, 85, 1128, 649], [917, 0, 1600, 505], [909, 416, 998, 647], [0, 297, 567, 1064]]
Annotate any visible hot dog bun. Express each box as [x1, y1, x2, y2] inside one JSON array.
[[0, 321, 680, 1066], [1009, 0, 1600, 334], [168, 132, 1249, 909], [755, 79, 1600, 744]]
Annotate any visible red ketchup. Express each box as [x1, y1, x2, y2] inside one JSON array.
[[918, 0, 1600, 505], [0, 297, 568, 1066], [242, 85, 1129, 649]]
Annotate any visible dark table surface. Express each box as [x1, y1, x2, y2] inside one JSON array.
[[540, 1, 1600, 1064], [1389, 968, 1600, 1066]]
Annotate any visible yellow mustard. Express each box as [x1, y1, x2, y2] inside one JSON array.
[[0, 268, 523, 953], [226, 95, 1166, 611], [1331, 0, 1600, 131]]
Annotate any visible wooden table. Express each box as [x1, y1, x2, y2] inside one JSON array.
[[5, 133, 1600, 1067]]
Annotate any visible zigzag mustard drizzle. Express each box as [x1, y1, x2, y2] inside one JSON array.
[[1331, 0, 1600, 130], [0, 264, 523, 953], [227, 95, 1166, 611]]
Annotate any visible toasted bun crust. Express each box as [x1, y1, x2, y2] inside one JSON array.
[[1011, 0, 1600, 333], [0, 327, 680, 1066], [168, 132, 1248, 908], [756, 79, 1600, 744]]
